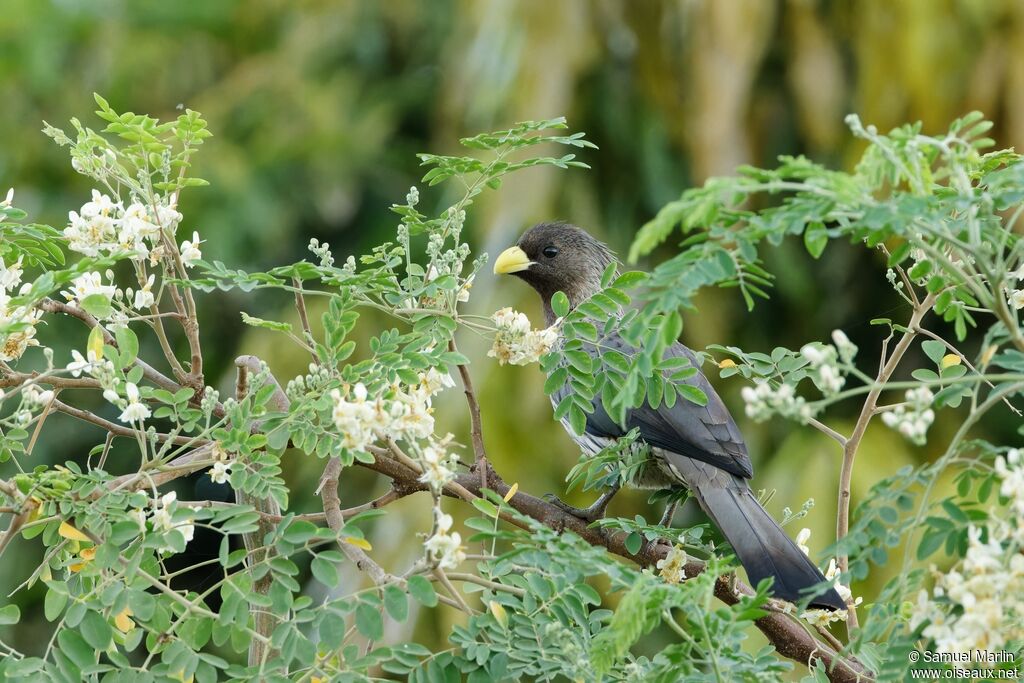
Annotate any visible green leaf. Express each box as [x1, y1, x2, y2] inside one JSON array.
[[115, 326, 139, 364], [44, 584, 67, 621], [311, 556, 339, 588], [676, 384, 708, 406], [921, 340, 946, 364], [355, 602, 383, 640], [0, 604, 20, 625], [79, 610, 112, 650], [550, 291, 570, 318], [803, 222, 828, 258], [384, 585, 409, 622], [79, 294, 112, 319], [624, 532, 642, 555], [407, 576, 438, 607]]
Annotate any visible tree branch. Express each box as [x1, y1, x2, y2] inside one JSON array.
[[835, 291, 935, 629], [352, 454, 871, 682], [449, 340, 488, 488]]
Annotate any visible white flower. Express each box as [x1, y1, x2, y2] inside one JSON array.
[[879, 387, 935, 445], [129, 508, 147, 531], [330, 383, 378, 452], [488, 308, 560, 366], [132, 274, 156, 310], [796, 528, 812, 556], [741, 381, 813, 423], [418, 439, 457, 491], [422, 506, 466, 569], [66, 271, 117, 307], [801, 343, 845, 396], [656, 546, 688, 584], [64, 191, 123, 257], [457, 274, 474, 303], [21, 384, 54, 408], [120, 202, 160, 239], [118, 383, 151, 423], [179, 231, 203, 267], [210, 461, 231, 485], [1, 188, 12, 207], [81, 189, 119, 218], [0, 256, 24, 291], [831, 329, 858, 364], [1008, 289, 1024, 311]]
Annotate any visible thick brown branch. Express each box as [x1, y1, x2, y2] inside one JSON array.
[[234, 358, 281, 667], [320, 456, 395, 585], [353, 454, 870, 682]]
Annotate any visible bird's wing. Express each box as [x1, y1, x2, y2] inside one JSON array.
[[578, 338, 753, 479]]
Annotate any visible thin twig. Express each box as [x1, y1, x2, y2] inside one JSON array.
[[449, 340, 488, 488], [836, 291, 936, 630], [293, 277, 319, 365]]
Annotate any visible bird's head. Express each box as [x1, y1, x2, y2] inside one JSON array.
[[493, 222, 616, 323]]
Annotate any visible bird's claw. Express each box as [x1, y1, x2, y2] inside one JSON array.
[[543, 485, 620, 524]]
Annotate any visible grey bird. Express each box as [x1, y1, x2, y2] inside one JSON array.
[[493, 221, 846, 611]]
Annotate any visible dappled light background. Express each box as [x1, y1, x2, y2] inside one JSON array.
[[2, 0, 1023, 663]]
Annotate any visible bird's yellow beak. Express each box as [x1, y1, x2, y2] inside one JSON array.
[[493, 246, 533, 275]]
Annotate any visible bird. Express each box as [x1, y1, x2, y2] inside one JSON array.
[[493, 221, 846, 611]]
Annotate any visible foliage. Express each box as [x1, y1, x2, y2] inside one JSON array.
[[0, 96, 1023, 683]]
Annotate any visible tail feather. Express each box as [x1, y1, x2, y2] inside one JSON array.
[[696, 484, 846, 611]]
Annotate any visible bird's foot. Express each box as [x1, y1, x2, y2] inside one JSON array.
[[543, 484, 620, 523]]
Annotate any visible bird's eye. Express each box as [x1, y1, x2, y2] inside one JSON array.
[[542, 245, 559, 259]]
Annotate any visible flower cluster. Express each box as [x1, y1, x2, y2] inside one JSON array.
[[328, 368, 456, 454], [0, 254, 43, 362], [740, 381, 813, 423], [880, 386, 935, 445], [912, 453, 1024, 657], [423, 509, 465, 570], [656, 545, 688, 584], [800, 338, 847, 396], [134, 491, 199, 554], [67, 347, 150, 425], [307, 238, 335, 267], [64, 189, 181, 261], [488, 308, 560, 366], [208, 442, 234, 485], [418, 434, 458, 491]]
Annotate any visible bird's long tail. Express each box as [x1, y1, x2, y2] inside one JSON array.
[[694, 482, 847, 611]]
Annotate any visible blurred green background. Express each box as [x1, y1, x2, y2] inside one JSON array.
[[2, 0, 1023, 665]]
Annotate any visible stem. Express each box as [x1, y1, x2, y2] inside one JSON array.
[[234, 360, 282, 666], [449, 339, 488, 488], [835, 292, 935, 629]]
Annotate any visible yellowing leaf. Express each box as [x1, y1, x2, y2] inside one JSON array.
[[488, 600, 509, 628], [58, 521, 91, 543], [718, 358, 736, 369], [87, 326, 105, 361], [68, 562, 87, 573], [940, 353, 962, 369], [114, 608, 135, 633], [503, 483, 519, 502], [344, 536, 372, 551], [79, 547, 97, 561]]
